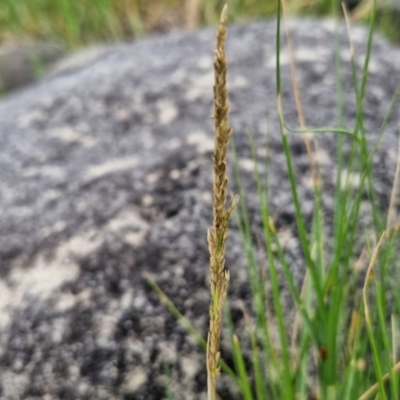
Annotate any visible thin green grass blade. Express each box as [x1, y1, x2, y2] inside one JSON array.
[[231, 138, 281, 399], [276, 3, 325, 315], [224, 303, 254, 400], [163, 362, 174, 400], [364, 233, 388, 400], [245, 128, 295, 398], [247, 130, 318, 348], [283, 123, 357, 139], [142, 272, 239, 386], [232, 334, 254, 400], [247, 319, 269, 400], [374, 276, 397, 397]]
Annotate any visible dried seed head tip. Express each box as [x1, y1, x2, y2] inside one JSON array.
[[221, 4, 228, 24]]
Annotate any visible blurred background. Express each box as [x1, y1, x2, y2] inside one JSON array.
[[1, 0, 399, 46], [0, 0, 399, 92]]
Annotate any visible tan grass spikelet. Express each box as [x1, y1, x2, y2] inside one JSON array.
[[206, 4, 239, 400]]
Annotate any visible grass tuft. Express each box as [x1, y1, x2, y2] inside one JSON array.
[[146, 2, 400, 399], [207, 5, 239, 399], [2, 0, 400, 47]]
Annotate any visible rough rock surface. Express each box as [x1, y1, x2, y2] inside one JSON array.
[[0, 18, 399, 399]]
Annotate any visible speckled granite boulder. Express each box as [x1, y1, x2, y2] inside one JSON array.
[[0, 19, 399, 399]]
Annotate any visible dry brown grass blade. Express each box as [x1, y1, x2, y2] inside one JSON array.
[[386, 124, 400, 236], [281, 0, 320, 379], [342, 0, 356, 61], [207, 4, 238, 400], [281, 0, 318, 190], [185, 0, 201, 29], [362, 232, 385, 327], [358, 359, 400, 400]]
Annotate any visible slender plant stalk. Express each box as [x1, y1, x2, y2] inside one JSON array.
[[207, 5, 239, 400], [386, 125, 400, 235], [358, 360, 400, 400], [363, 232, 386, 399]]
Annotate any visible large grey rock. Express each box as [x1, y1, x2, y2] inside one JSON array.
[[48, 45, 114, 79], [0, 18, 399, 399]]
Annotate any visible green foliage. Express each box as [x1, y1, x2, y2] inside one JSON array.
[[151, 2, 400, 394], [223, 1, 400, 398], [142, 1, 400, 397], [0, 0, 399, 47]]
